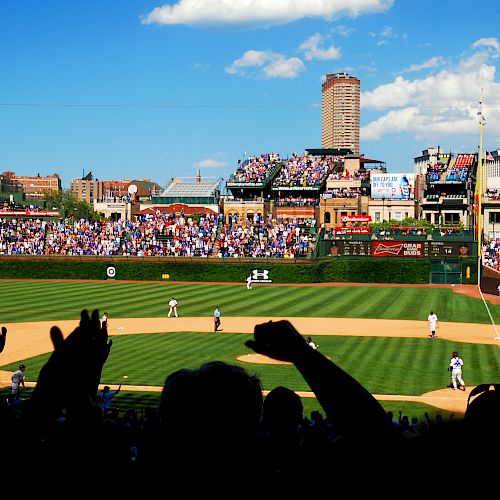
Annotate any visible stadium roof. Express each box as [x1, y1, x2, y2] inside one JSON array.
[[159, 177, 222, 197]]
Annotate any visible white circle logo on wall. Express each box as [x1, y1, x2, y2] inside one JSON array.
[[106, 266, 116, 279]]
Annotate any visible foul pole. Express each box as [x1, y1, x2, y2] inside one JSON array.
[[476, 89, 485, 250]]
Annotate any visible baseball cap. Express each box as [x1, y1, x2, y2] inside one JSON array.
[[19, 364, 25, 369]]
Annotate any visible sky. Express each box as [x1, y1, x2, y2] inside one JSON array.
[[1, 0, 500, 189]]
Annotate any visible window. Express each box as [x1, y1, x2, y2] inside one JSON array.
[[374, 212, 381, 222], [444, 213, 460, 224], [489, 212, 500, 223], [324, 212, 331, 223]]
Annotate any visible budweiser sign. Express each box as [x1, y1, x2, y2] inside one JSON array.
[[0, 209, 61, 217], [372, 241, 423, 257], [340, 215, 372, 223]]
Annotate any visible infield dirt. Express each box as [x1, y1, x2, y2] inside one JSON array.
[[1, 314, 498, 414]]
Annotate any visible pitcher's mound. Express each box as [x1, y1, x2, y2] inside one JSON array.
[[237, 354, 292, 365]]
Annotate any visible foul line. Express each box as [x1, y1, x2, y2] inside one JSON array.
[[477, 285, 500, 341]]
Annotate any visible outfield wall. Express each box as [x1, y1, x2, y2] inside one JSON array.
[[0, 256, 478, 285]]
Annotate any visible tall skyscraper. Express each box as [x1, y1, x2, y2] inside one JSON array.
[[321, 72, 360, 153]]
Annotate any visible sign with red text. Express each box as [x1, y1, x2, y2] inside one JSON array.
[[371, 241, 423, 257], [340, 215, 372, 223]]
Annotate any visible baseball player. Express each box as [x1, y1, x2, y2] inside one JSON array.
[[448, 351, 466, 391], [168, 297, 179, 318], [427, 310, 438, 338], [11, 364, 26, 400], [101, 312, 109, 331], [214, 306, 221, 332], [306, 336, 318, 350], [246, 274, 253, 290]]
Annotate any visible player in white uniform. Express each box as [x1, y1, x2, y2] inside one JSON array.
[[168, 297, 179, 318], [428, 311, 438, 338], [306, 336, 318, 350], [246, 275, 253, 290], [101, 312, 109, 331], [448, 351, 466, 391]]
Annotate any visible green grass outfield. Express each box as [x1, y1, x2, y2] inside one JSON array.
[[2, 280, 500, 324], [1, 280, 499, 421]]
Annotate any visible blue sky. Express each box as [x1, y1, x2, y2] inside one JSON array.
[[1, 0, 499, 189]]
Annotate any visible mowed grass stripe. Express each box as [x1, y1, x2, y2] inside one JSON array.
[[376, 287, 424, 319], [245, 286, 314, 317], [321, 286, 374, 317], [1, 281, 498, 323], [272, 286, 324, 317]]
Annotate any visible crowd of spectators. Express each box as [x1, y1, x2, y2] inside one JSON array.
[[327, 167, 370, 181], [426, 154, 472, 184], [0, 212, 316, 258], [216, 220, 314, 258], [482, 239, 500, 270], [228, 153, 281, 184], [486, 188, 500, 199], [321, 187, 363, 198], [275, 196, 318, 207], [0, 217, 48, 254], [272, 153, 338, 187]]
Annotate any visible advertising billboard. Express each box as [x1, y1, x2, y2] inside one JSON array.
[[371, 173, 414, 200], [325, 240, 474, 257]]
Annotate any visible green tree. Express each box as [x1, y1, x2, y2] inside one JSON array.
[[43, 189, 104, 221]]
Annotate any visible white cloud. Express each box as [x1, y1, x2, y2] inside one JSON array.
[[403, 56, 442, 73], [141, 0, 394, 28], [298, 33, 341, 61], [263, 57, 305, 78], [472, 38, 500, 54], [194, 159, 228, 168], [225, 50, 305, 79], [361, 38, 500, 142], [370, 25, 397, 39], [331, 25, 354, 37], [225, 50, 270, 74]]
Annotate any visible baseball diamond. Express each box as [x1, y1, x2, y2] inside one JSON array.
[[1, 280, 499, 416]]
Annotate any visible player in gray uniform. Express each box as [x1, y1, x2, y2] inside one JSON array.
[[11, 364, 26, 400], [448, 351, 466, 391]]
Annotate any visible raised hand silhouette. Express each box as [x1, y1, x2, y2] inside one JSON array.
[[246, 319, 397, 439], [246, 319, 404, 497], [245, 319, 310, 363], [29, 309, 112, 425], [0, 326, 6, 354]]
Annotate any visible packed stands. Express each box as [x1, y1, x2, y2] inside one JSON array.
[[227, 153, 282, 184], [272, 153, 338, 187], [0, 217, 49, 255]]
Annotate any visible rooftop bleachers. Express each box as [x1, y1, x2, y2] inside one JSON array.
[[161, 178, 220, 197], [227, 153, 282, 186]]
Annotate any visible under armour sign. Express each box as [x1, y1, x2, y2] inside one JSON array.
[[251, 269, 272, 283]]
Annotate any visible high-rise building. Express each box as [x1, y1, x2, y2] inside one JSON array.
[[321, 72, 360, 153]]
